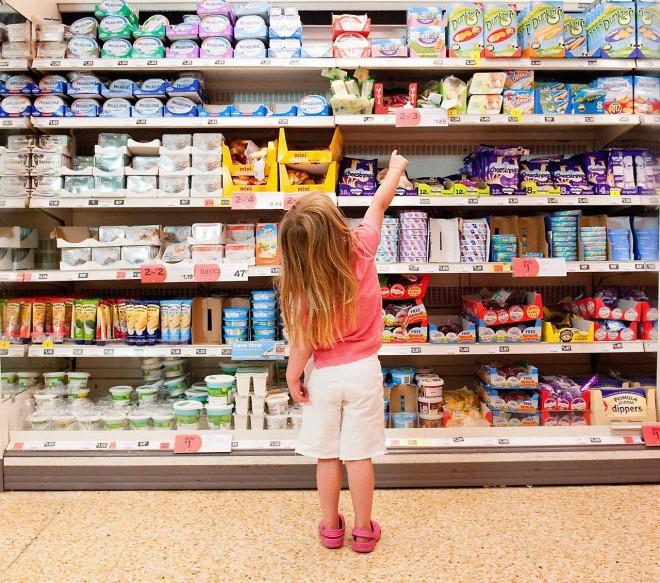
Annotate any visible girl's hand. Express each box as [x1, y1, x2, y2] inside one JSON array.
[[288, 379, 310, 403], [389, 150, 409, 173]]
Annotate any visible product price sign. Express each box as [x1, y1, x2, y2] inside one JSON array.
[[231, 340, 286, 361], [174, 433, 232, 454], [284, 194, 304, 210], [395, 108, 448, 128], [512, 258, 566, 278], [140, 264, 167, 284], [641, 424, 660, 447], [231, 192, 257, 209], [193, 263, 221, 283]]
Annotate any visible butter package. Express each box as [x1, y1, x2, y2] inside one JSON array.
[[95, 0, 138, 26], [469, 72, 506, 95], [234, 38, 265, 58], [200, 37, 234, 58], [64, 176, 95, 195], [95, 176, 125, 196], [36, 41, 67, 59], [467, 94, 503, 114], [1, 42, 30, 58], [585, 0, 636, 58], [99, 15, 135, 41], [503, 89, 534, 113], [301, 41, 333, 58], [371, 38, 408, 58], [101, 38, 132, 58], [66, 36, 100, 58], [633, 75, 660, 114], [32, 176, 62, 197], [159, 176, 189, 197], [190, 174, 221, 197], [133, 14, 168, 39], [126, 175, 158, 196], [637, 0, 660, 58], [563, 13, 587, 57], [483, 3, 520, 57], [269, 7, 302, 39], [131, 37, 165, 58], [33, 154, 71, 176], [447, 3, 484, 57], [519, 2, 565, 58], [408, 26, 446, 58], [0, 152, 31, 174], [0, 176, 31, 197]]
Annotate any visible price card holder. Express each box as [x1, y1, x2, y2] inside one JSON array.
[[395, 108, 448, 128], [641, 424, 660, 447], [194, 264, 221, 282], [284, 194, 303, 210], [512, 258, 566, 277], [231, 340, 286, 361], [140, 264, 167, 284], [174, 434, 232, 454]]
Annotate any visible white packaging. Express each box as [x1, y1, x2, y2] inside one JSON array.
[[190, 175, 222, 197], [429, 218, 461, 263], [191, 223, 223, 244]]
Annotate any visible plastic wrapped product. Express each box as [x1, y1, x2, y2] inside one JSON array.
[[167, 39, 200, 59], [132, 37, 165, 58], [101, 97, 132, 117], [36, 41, 67, 59], [98, 15, 135, 41], [234, 38, 265, 58], [133, 97, 163, 117], [67, 17, 98, 39], [70, 98, 102, 117], [200, 14, 234, 39]]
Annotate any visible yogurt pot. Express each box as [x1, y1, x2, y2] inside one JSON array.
[[289, 413, 303, 430], [43, 371, 67, 388], [418, 396, 443, 418], [250, 414, 264, 429], [224, 308, 249, 321], [163, 358, 186, 376], [234, 393, 249, 415], [28, 412, 51, 430], [391, 412, 417, 428], [67, 371, 91, 390], [264, 413, 288, 430], [76, 413, 101, 430], [206, 404, 233, 430], [173, 400, 203, 429], [51, 412, 75, 430], [128, 410, 152, 430], [251, 394, 265, 414], [16, 371, 41, 389], [265, 392, 289, 415], [102, 410, 126, 430], [420, 379, 444, 398], [233, 413, 248, 430], [163, 376, 188, 393], [152, 409, 175, 429], [136, 384, 159, 403], [184, 389, 208, 404], [109, 385, 133, 406], [220, 363, 240, 375], [205, 374, 234, 402]]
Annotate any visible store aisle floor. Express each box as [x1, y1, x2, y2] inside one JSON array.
[[1, 485, 658, 583]]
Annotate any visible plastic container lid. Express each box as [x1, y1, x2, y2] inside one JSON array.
[[205, 374, 235, 388]]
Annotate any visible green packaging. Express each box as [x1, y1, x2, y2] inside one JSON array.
[[98, 15, 135, 41], [95, 0, 138, 26]]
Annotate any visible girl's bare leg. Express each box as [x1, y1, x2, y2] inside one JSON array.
[[345, 458, 374, 541], [317, 458, 342, 529]]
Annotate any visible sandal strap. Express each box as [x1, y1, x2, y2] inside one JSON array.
[[352, 520, 381, 540], [320, 513, 345, 539]]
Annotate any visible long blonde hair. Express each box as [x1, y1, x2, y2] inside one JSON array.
[[277, 192, 358, 350]]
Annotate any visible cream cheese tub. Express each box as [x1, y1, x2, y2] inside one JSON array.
[[184, 389, 208, 404], [109, 385, 133, 406], [264, 413, 288, 430], [102, 410, 126, 430], [152, 409, 175, 429], [173, 400, 202, 429], [128, 410, 151, 430], [204, 374, 234, 402], [43, 371, 67, 388], [136, 384, 159, 403], [67, 371, 90, 390], [265, 393, 289, 415], [16, 371, 41, 389], [206, 404, 233, 429]]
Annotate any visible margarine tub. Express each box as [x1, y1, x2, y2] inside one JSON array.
[[132, 37, 165, 58], [67, 371, 91, 390], [173, 400, 203, 429], [206, 404, 233, 429], [109, 385, 133, 406], [205, 375, 234, 402], [43, 371, 67, 388], [152, 408, 175, 429], [102, 410, 126, 430], [136, 384, 159, 403], [128, 410, 151, 430], [220, 363, 240, 375], [184, 389, 208, 403], [16, 371, 41, 389]]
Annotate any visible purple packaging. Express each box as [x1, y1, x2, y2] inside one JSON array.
[[550, 158, 592, 195], [520, 159, 553, 190], [166, 23, 199, 41], [582, 152, 608, 193], [197, 1, 233, 18], [199, 14, 233, 39], [166, 39, 200, 59], [339, 157, 378, 195], [200, 37, 234, 58], [485, 154, 519, 195]]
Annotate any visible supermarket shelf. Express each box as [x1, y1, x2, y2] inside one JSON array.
[[335, 114, 639, 127], [338, 195, 658, 207], [0, 59, 29, 71], [640, 114, 660, 126], [645, 341, 658, 353], [0, 197, 28, 208], [0, 117, 30, 129], [7, 261, 656, 284], [31, 116, 336, 130], [20, 341, 651, 359], [29, 196, 229, 209], [0, 345, 27, 358]]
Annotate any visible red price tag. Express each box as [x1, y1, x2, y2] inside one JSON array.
[[284, 194, 303, 210], [395, 108, 421, 128], [642, 424, 660, 447], [140, 264, 167, 283], [231, 192, 257, 209], [174, 434, 202, 454], [194, 263, 221, 282], [115, 271, 126, 280], [512, 258, 540, 277]]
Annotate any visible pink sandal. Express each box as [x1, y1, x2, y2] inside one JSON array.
[[319, 513, 346, 549], [351, 520, 381, 553]]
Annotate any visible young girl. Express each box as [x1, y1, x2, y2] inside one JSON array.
[[277, 151, 409, 553]]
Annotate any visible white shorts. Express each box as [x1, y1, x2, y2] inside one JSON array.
[[295, 353, 387, 461]]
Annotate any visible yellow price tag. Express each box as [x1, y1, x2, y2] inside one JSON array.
[[609, 188, 621, 197], [509, 108, 523, 123], [470, 51, 482, 66], [43, 339, 54, 349], [0, 339, 10, 349], [453, 184, 467, 196]]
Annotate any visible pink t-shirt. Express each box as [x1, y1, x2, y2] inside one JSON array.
[[313, 220, 383, 368]]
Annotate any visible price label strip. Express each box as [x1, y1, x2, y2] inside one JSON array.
[[512, 258, 567, 278], [395, 108, 448, 128], [173, 433, 232, 454]]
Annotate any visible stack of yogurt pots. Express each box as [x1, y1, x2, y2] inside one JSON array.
[[203, 374, 234, 430], [140, 356, 190, 400], [224, 305, 249, 344], [416, 371, 445, 428], [234, 365, 269, 429], [1, 370, 42, 397], [251, 290, 278, 342]]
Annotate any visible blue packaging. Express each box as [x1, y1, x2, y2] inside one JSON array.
[[164, 96, 197, 117]]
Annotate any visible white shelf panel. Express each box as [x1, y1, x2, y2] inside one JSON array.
[[29, 197, 228, 209], [336, 114, 638, 127], [635, 59, 660, 72], [31, 116, 334, 130], [640, 114, 660, 126], [379, 342, 648, 356], [27, 344, 234, 358], [19, 341, 651, 359], [0, 117, 30, 129], [0, 59, 29, 71], [644, 341, 658, 353], [0, 197, 28, 208], [0, 345, 28, 357], [338, 195, 657, 207]]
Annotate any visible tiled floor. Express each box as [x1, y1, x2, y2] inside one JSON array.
[[0, 486, 658, 583]]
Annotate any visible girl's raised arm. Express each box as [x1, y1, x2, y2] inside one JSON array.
[[364, 150, 409, 231]]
